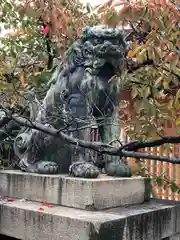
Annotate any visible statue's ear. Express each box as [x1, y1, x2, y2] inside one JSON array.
[[82, 26, 90, 40]]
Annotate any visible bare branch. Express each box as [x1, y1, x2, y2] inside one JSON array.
[[122, 150, 180, 164], [125, 137, 180, 151], [8, 114, 180, 165]]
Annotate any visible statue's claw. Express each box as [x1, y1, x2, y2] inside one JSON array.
[[69, 162, 99, 178], [19, 160, 59, 174]]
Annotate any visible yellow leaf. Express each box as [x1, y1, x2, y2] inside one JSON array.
[[175, 89, 180, 110], [131, 44, 147, 58], [163, 78, 169, 89], [176, 118, 180, 127], [136, 48, 147, 63]]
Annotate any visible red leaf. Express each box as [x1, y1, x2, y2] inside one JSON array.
[[7, 197, 16, 202], [42, 202, 48, 206], [39, 208, 44, 211], [43, 26, 49, 36], [167, 55, 174, 61], [42, 202, 53, 208]]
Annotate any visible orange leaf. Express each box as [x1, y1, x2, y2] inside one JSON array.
[[20, 71, 25, 88], [128, 50, 133, 57], [128, 50, 137, 57], [154, 23, 159, 31]]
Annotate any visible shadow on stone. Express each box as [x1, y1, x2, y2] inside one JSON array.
[[0, 235, 20, 240]]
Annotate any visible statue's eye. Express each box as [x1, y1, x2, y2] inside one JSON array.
[[94, 38, 103, 44]]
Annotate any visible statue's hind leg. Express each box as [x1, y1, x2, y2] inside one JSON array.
[[14, 129, 59, 174], [67, 93, 100, 178]]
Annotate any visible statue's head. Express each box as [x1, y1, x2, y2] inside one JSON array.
[[66, 25, 127, 81], [45, 25, 128, 120]]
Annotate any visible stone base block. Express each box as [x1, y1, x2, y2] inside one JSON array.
[[0, 170, 150, 210], [0, 199, 180, 240]]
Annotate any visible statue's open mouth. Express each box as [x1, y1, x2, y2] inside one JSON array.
[[98, 62, 116, 81]]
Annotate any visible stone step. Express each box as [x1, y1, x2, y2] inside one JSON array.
[[0, 199, 180, 240], [0, 170, 151, 210]]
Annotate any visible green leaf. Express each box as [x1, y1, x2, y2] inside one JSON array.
[[163, 78, 169, 90], [155, 176, 162, 187], [177, 189, 180, 195], [176, 129, 180, 135], [171, 182, 178, 193], [165, 144, 172, 152]]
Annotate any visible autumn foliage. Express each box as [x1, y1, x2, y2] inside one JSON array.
[[95, 0, 179, 140], [0, 0, 179, 140]]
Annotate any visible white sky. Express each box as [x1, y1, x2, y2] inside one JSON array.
[[83, 0, 107, 5]]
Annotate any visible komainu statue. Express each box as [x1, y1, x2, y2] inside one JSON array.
[[14, 25, 131, 178]]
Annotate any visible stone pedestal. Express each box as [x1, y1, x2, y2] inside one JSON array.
[[0, 170, 150, 210], [1, 199, 180, 240], [0, 170, 180, 240], [164, 235, 180, 240]]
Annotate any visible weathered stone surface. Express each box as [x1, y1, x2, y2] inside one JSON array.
[[0, 199, 180, 240], [0, 234, 18, 240], [162, 234, 180, 240], [169, 234, 180, 240], [106, 199, 180, 240], [0, 170, 150, 210], [0, 199, 125, 240]]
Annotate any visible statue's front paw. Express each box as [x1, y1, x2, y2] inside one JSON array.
[[69, 162, 99, 178], [105, 162, 132, 177], [35, 161, 59, 174]]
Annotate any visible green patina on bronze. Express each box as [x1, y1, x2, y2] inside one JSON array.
[[13, 25, 131, 178]]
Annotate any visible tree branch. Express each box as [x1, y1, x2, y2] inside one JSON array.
[[125, 137, 180, 151], [127, 58, 180, 80], [8, 114, 180, 164], [11, 115, 116, 154], [122, 150, 180, 164], [127, 60, 154, 73]]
